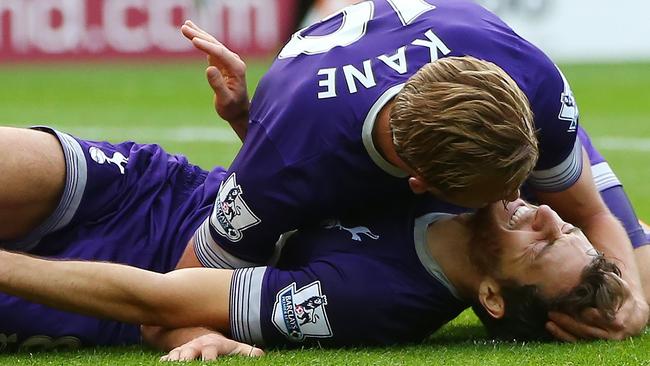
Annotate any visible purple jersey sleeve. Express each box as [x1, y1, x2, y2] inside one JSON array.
[[230, 259, 465, 347], [229, 207, 467, 347], [600, 187, 648, 248], [527, 67, 582, 192]]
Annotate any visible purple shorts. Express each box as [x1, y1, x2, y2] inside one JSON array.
[[0, 127, 225, 347]]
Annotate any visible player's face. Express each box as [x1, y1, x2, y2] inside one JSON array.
[[473, 199, 596, 297]]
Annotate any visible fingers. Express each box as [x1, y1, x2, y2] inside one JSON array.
[[192, 38, 245, 72], [158, 337, 264, 362], [206, 66, 230, 96], [231, 343, 264, 357], [181, 21, 245, 71], [580, 308, 625, 331], [548, 312, 610, 340], [545, 321, 578, 343], [160, 346, 201, 362], [200, 345, 219, 361], [184, 20, 218, 43], [181, 24, 220, 46]]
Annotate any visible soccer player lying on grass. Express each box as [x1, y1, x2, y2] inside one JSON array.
[[173, 0, 650, 340], [0, 126, 644, 358]]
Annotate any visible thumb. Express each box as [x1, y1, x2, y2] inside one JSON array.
[[206, 66, 228, 95]]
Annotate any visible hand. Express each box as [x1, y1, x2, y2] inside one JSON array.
[[546, 281, 649, 342], [181, 20, 250, 126], [159, 332, 264, 362]]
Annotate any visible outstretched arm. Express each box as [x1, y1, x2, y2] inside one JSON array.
[[182, 20, 250, 142], [0, 250, 233, 330]]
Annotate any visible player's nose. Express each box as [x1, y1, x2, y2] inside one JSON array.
[[532, 205, 562, 240]]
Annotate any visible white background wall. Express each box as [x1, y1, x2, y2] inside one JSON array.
[[475, 0, 650, 62]]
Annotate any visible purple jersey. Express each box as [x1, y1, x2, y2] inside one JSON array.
[[0, 128, 222, 347], [230, 199, 468, 346], [1, 128, 644, 348], [196, 0, 582, 267], [0, 128, 469, 348]]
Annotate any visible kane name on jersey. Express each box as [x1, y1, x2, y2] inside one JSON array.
[[278, 1, 449, 99]]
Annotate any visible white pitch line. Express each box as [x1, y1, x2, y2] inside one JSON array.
[[594, 137, 650, 152], [60, 126, 239, 143], [56, 126, 650, 152]]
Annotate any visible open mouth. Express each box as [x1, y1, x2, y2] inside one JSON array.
[[506, 199, 532, 229]]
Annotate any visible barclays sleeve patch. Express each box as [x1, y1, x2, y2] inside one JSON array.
[[272, 281, 333, 342], [556, 66, 579, 133], [210, 173, 260, 242]]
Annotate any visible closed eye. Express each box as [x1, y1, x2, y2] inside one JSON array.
[[535, 226, 582, 258]]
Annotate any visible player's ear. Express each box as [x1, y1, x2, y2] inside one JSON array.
[[408, 175, 430, 194], [478, 278, 505, 319]]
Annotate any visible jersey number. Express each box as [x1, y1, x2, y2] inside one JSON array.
[[279, 0, 435, 59]]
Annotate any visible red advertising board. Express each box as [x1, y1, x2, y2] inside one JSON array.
[[0, 0, 296, 61]]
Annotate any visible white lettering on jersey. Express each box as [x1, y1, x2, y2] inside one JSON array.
[[556, 66, 578, 132], [89, 146, 128, 175], [316, 29, 451, 99], [411, 30, 451, 62], [386, 0, 437, 26], [210, 173, 260, 242], [378, 46, 408, 74], [317, 68, 337, 99], [272, 281, 333, 341], [343, 59, 377, 94], [278, 1, 374, 59], [280, 0, 435, 59]]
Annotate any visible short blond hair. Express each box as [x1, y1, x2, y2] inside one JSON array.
[[390, 56, 538, 193]]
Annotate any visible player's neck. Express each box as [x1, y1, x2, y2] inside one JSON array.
[[427, 214, 483, 300], [372, 101, 412, 173]]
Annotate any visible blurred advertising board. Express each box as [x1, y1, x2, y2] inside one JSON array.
[[0, 0, 296, 61], [475, 0, 650, 62]]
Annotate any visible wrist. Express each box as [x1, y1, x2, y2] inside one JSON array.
[[228, 116, 248, 127]]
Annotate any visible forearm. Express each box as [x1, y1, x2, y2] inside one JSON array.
[[0, 251, 233, 329], [0, 251, 167, 324]]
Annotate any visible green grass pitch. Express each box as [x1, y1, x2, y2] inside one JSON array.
[[0, 60, 649, 365]]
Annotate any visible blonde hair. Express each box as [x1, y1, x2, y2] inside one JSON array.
[[390, 56, 538, 193]]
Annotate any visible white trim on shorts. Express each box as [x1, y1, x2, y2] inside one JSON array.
[[2, 127, 87, 251]]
